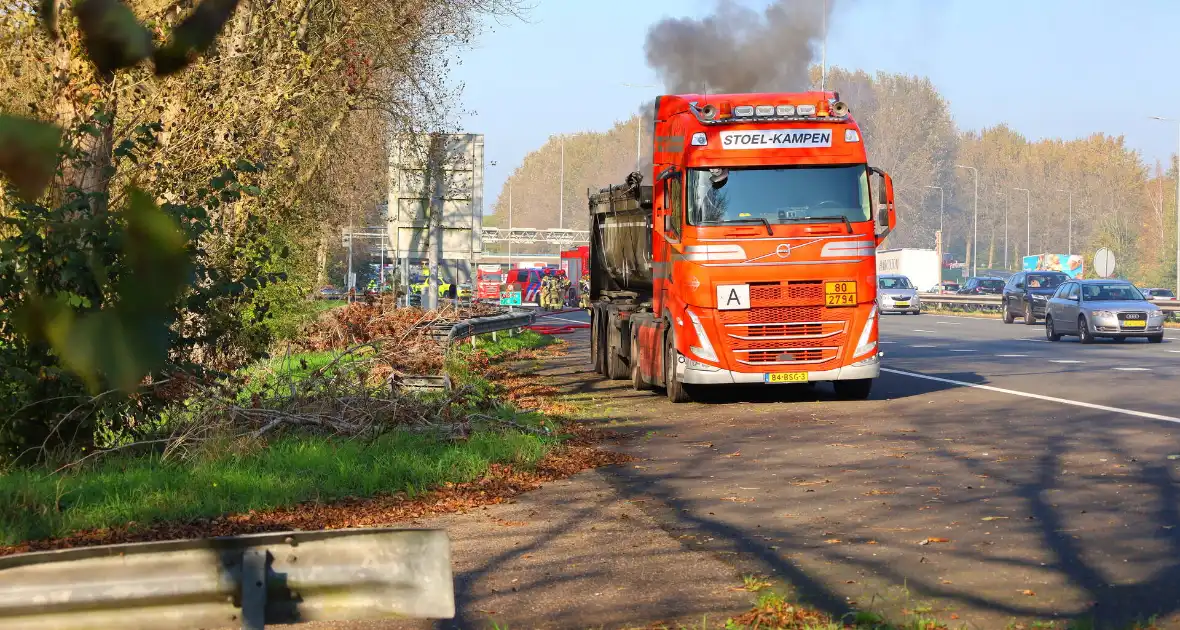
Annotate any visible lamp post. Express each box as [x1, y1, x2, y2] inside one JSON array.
[[1014, 187, 1031, 259], [622, 83, 658, 173], [1056, 189, 1073, 256], [559, 134, 564, 230], [955, 165, 979, 277], [1000, 191, 1009, 270], [1149, 116, 1180, 296]]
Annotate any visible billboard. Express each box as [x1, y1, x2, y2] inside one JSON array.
[[387, 133, 485, 283], [1023, 254, 1085, 279]]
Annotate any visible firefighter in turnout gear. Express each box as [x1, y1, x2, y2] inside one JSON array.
[[539, 268, 560, 310], [555, 269, 571, 307]]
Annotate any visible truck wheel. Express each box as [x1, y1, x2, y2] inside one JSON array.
[[606, 334, 629, 380], [631, 335, 652, 391], [665, 331, 693, 403], [834, 379, 873, 400]]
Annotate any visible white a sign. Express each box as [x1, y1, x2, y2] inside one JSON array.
[[720, 129, 833, 150], [716, 284, 751, 310]]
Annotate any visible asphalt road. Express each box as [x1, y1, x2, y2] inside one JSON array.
[[537, 311, 1180, 628]]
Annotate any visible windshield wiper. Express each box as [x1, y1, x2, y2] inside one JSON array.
[[778, 215, 854, 234], [702, 217, 772, 236]]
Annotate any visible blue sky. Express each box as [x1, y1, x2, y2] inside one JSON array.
[[451, 0, 1179, 216]]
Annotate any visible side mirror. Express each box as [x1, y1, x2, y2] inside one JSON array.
[[1016, 283, 1024, 289], [657, 166, 679, 182], [869, 167, 896, 244]]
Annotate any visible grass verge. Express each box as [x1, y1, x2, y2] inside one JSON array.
[[0, 329, 565, 550]]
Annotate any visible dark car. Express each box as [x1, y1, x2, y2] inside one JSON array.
[[957, 276, 1005, 296], [1002, 271, 1069, 325]]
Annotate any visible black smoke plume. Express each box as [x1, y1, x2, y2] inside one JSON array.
[[644, 0, 834, 94]]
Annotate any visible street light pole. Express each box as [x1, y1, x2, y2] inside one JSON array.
[[1149, 116, 1180, 297], [507, 184, 513, 270], [621, 82, 658, 175], [1014, 187, 1031, 258], [1057, 189, 1073, 256], [955, 165, 979, 277], [559, 134, 564, 231], [1004, 192, 1009, 269]]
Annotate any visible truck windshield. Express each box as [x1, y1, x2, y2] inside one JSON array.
[[686, 165, 870, 226]]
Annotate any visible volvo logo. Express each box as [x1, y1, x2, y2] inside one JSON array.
[[775, 243, 792, 258]]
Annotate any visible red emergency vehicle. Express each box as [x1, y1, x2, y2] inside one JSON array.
[[475, 264, 503, 302]]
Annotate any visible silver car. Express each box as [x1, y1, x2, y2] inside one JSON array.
[[877, 274, 921, 315], [1045, 279, 1165, 344]]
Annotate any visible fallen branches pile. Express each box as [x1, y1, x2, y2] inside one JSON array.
[[298, 297, 505, 375]]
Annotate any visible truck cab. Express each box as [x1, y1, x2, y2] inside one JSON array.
[[590, 92, 896, 402]]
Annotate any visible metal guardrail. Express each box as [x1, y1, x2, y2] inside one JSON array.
[[0, 528, 454, 630], [915, 293, 1180, 313], [446, 309, 537, 346]]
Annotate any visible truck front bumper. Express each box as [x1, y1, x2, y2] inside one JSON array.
[[677, 353, 881, 385]]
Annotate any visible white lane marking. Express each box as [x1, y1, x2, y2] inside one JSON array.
[[913, 329, 934, 333], [882, 368, 1180, 424], [935, 322, 962, 325], [949, 349, 977, 353], [1050, 360, 1084, 364], [1022, 338, 1051, 343], [1113, 367, 1151, 371], [911, 344, 939, 348], [997, 354, 1028, 358], [879, 341, 897, 345]]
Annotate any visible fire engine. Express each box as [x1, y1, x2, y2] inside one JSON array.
[[475, 264, 503, 302], [588, 91, 896, 402]]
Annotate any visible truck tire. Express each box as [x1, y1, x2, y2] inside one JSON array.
[[631, 335, 652, 391], [664, 330, 693, 403], [606, 333, 629, 380], [834, 378, 873, 400]]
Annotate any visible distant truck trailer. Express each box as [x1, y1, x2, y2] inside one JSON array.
[[876, 248, 940, 293]]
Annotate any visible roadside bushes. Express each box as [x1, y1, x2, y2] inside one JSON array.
[[0, 124, 287, 463]]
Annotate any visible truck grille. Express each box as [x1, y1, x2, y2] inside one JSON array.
[[736, 347, 841, 366], [749, 281, 824, 307], [720, 303, 854, 370]]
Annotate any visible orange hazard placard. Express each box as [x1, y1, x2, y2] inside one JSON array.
[[824, 281, 857, 307]]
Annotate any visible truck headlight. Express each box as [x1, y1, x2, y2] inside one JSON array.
[[685, 308, 718, 362], [854, 305, 878, 358]]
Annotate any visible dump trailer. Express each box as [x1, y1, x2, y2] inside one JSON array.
[[588, 91, 897, 402]]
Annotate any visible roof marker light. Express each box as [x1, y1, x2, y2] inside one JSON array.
[[796, 104, 816, 116], [776, 104, 796, 116], [691, 132, 707, 146], [755, 105, 775, 116], [734, 105, 754, 117]]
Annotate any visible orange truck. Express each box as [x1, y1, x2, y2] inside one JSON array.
[[588, 91, 897, 402]]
